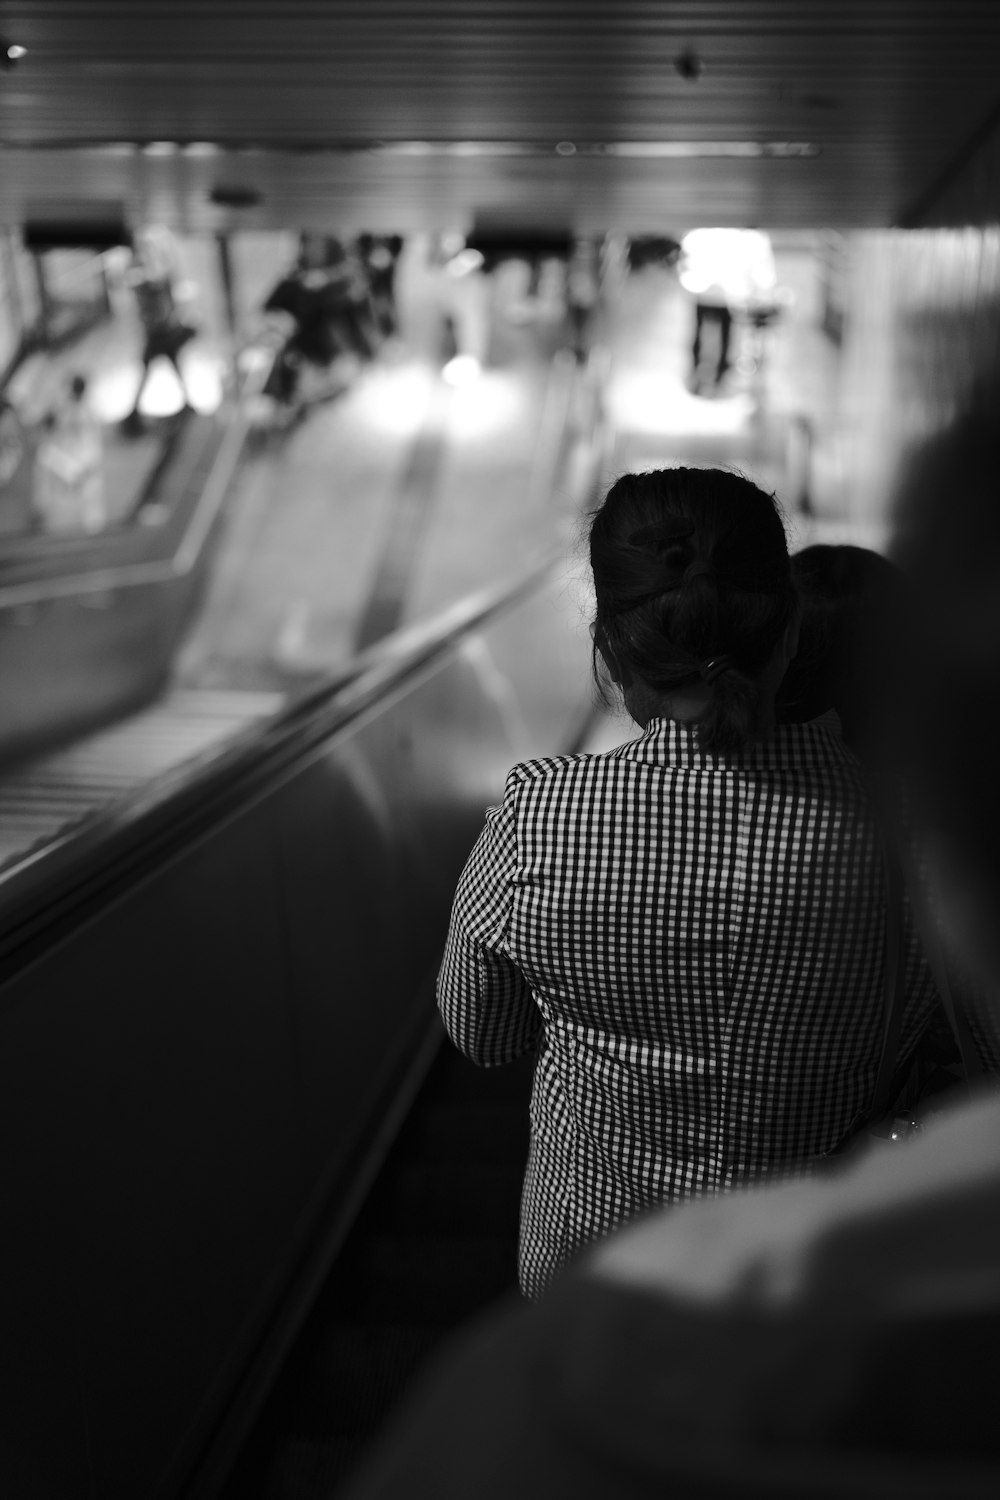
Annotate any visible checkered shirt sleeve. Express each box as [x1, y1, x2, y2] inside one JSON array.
[[438, 774, 542, 1064]]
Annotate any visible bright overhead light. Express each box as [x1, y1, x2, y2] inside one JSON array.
[[365, 139, 817, 160], [605, 141, 818, 159], [46, 137, 819, 163], [376, 140, 530, 158], [6, 44, 27, 62]]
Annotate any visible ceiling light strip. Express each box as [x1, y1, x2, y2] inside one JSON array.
[[0, 139, 820, 161]]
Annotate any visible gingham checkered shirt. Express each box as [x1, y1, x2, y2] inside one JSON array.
[[438, 715, 939, 1299]]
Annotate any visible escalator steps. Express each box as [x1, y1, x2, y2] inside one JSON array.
[[396, 1099, 529, 1165], [368, 1159, 524, 1237], [266, 1323, 443, 1438], [314, 1232, 520, 1326], [221, 1045, 533, 1498]]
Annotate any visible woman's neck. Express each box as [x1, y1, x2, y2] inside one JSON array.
[[625, 681, 778, 738]]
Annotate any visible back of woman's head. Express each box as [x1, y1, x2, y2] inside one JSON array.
[[778, 543, 909, 755], [589, 467, 796, 753]]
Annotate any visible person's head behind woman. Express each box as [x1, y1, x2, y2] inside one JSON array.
[[589, 466, 797, 753], [778, 543, 910, 759], [890, 381, 1000, 980]]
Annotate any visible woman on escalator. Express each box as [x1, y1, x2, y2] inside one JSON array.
[[437, 464, 940, 1300]]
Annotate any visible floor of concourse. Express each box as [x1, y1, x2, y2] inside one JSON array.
[[173, 244, 583, 695]]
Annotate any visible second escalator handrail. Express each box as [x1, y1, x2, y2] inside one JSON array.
[[0, 547, 570, 953]]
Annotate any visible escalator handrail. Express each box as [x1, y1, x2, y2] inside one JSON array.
[[0, 546, 573, 955]]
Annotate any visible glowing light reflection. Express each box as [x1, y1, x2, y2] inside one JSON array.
[[447, 370, 522, 440], [350, 362, 436, 438], [606, 372, 755, 437], [441, 353, 480, 386], [88, 348, 225, 422], [444, 250, 485, 279]]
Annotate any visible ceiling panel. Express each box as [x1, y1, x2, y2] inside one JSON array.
[[0, 1, 997, 232]]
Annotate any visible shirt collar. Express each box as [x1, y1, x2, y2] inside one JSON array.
[[622, 710, 849, 771]]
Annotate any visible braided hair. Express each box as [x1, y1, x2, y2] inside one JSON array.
[[589, 467, 797, 753]]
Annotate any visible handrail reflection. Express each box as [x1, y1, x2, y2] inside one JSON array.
[[0, 546, 568, 915]]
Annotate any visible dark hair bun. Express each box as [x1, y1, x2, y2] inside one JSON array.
[[589, 467, 795, 752]]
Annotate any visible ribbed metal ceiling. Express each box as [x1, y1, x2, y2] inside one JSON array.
[[0, 2, 997, 231]]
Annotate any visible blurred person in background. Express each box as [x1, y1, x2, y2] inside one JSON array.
[[357, 233, 403, 340], [33, 410, 74, 531], [565, 237, 600, 363], [33, 374, 104, 533], [262, 233, 378, 414], [340, 399, 1000, 1500], [261, 239, 332, 407], [59, 374, 105, 532], [890, 387, 1000, 995], [679, 227, 776, 394], [312, 235, 379, 362], [777, 543, 913, 763], [122, 225, 197, 434], [778, 539, 999, 1103]]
